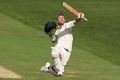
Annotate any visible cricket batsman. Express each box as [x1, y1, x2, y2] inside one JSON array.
[[41, 13, 85, 77]]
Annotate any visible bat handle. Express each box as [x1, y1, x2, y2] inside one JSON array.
[[83, 17, 88, 21]]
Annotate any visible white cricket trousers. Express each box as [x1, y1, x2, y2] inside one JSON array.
[[51, 46, 71, 73]]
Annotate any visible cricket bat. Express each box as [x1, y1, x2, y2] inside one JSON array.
[[63, 2, 87, 21]]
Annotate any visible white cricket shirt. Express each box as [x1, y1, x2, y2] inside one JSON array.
[[55, 21, 75, 52]]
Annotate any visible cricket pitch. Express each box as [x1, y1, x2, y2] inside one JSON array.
[[0, 66, 22, 78]]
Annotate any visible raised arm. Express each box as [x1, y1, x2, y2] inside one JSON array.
[[73, 12, 85, 24]]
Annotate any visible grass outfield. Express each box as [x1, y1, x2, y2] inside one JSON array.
[[0, 0, 120, 80]]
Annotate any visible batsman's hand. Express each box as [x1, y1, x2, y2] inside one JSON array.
[[78, 12, 84, 19], [78, 12, 87, 21]]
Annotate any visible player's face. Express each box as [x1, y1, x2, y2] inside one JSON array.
[[57, 15, 66, 26]]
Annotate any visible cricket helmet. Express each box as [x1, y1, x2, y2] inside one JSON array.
[[44, 21, 57, 33]]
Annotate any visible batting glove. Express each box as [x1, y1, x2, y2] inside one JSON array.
[[78, 12, 84, 19]]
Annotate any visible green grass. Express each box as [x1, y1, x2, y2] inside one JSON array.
[[0, 0, 120, 80]]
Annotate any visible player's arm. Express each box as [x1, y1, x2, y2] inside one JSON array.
[[48, 33, 57, 43], [73, 12, 85, 24], [73, 18, 81, 24], [66, 13, 84, 28], [48, 29, 57, 43]]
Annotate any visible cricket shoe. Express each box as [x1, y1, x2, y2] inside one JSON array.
[[41, 62, 50, 72], [57, 71, 63, 77]]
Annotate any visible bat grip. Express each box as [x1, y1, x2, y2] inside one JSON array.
[[83, 17, 88, 21]]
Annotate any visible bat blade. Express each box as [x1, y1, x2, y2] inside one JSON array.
[[63, 2, 79, 16], [63, 2, 88, 21]]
